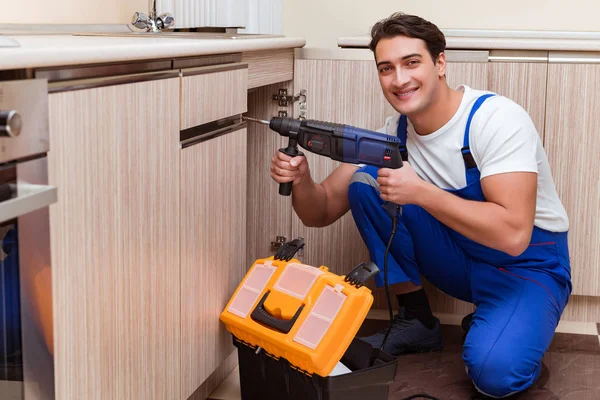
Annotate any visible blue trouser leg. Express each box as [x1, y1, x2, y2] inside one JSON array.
[[348, 166, 472, 302], [347, 166, 420, 288], [347, 165, 570, 398], [465, 263, 569, 398]]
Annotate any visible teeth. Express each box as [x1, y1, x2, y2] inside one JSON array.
[[396, 90, 416, 98]]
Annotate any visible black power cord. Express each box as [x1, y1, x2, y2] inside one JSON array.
[[379, 205, 443, 400], [380, 213, 398, 351]]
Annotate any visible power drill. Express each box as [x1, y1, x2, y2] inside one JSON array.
[[244, 115, 404, 351], [244, 116, 404, 195]]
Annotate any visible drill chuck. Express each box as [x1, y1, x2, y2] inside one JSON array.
[[269, 117, 302, 137]]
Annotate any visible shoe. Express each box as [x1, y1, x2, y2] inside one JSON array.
[[359, 309, 443, 356], [461, 312, 474, 333]]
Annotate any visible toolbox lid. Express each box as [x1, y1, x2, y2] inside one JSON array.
[[273, 262, 324, 300], [220, 257, 375, 377]]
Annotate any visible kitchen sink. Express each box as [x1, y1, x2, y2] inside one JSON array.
[[72, 31, 284, 40]]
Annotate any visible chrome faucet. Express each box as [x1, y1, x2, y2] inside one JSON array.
[[130, 0, 174, 32]]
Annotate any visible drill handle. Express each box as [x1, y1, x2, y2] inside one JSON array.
[[278, 146, 304, 196]]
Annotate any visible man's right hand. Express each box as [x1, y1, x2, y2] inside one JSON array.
[[270, 149, 357, 227], [270, 150, 310, 186]]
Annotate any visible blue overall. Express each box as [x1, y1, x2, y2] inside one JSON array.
[[347, 95, 572, 398]]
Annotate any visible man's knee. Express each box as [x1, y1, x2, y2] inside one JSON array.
[[464, 343, 541, 398], [349, 166, 379, 187], [348, 166, 381, 208]]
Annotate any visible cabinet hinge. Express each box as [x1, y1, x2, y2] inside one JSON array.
[[272, 88, 306, 106], [270, 236, 287, 250], [270, 235, 304, 257]]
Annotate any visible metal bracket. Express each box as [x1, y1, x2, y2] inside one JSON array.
[[269, 235, 304, 257], [272, 89, 307, 107], [270, 236, 287, 251]]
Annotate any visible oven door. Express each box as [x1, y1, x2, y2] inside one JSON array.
[[0, 157, 57, 400]]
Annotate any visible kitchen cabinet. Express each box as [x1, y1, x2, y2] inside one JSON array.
[[246, 81, 295, 266], [48, 77, 181, 400], [446, 61, 488, 90], [545, 63, 600, 297], [45, 48, 296, 400], [242, 49, 294, 89], [40, 40, 600, 400], [180, 127, 248, 399], [180, 65, 248, 130], [179, 63, 249, 399]]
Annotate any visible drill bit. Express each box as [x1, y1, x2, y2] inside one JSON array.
[[243, 116, 270, 125]]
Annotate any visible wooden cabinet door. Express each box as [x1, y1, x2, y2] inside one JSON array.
[[180, 128, 248, 399], [545, 64, 600, 296], [488, 62, 548, 140], [291, 58, 393, 282], [48, 78, 181, 400], [446, 61, 488, 91]]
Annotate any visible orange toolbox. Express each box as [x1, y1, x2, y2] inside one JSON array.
[[220, 243, 380, 377]]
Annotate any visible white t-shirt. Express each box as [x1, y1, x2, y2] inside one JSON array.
[[375, 85, 569, 232]]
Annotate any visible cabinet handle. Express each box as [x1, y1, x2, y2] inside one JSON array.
[[0, 183, 57, 224], [180, 62, 248, 77], [548, 51, 600, 64], [180, 115, 246, 148]]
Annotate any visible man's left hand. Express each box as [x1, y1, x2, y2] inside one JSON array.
[[377, 162, 427, 205]]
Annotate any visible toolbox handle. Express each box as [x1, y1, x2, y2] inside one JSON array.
[[250, 291, 304, 334]]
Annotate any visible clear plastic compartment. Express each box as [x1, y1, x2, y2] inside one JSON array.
[[294, 285, 347, 349], [227, 262, 276, 318], [273, 263, 324, 300]]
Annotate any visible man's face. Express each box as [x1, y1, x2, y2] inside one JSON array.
[[375, 35, 445, 117]]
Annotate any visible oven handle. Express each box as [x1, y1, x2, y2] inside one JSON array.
[[0, 183, 57, 223]]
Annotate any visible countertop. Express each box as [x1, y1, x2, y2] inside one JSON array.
[[338, 29, 600, 52], [0, 33, 306, 70]]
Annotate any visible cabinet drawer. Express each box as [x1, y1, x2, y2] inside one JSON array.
[[242, 49, 294, 89], [181, 63, 248, 130]]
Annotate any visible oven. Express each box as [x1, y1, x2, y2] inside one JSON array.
[[0, 78, 57, 400]]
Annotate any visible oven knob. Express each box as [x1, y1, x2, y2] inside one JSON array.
[[0, 110, 22, 137]]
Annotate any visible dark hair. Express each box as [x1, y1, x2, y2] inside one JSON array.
[[369, 12, 446, 63]]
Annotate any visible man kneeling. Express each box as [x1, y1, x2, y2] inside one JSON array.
[[269, 12, 571, 398]]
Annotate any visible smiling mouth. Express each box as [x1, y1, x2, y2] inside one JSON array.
[[393, 88, 418, 98]]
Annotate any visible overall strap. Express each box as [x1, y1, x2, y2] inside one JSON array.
[[396, 114, 409, 161], [462, 94, 496, 170]]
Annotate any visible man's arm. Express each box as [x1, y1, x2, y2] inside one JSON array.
[[378, 97, 540, 256], [417, 171, 537, 256], [292, 163, 359, 227]]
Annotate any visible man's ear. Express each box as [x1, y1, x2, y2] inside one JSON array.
[[436, 52, 447, 78]]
